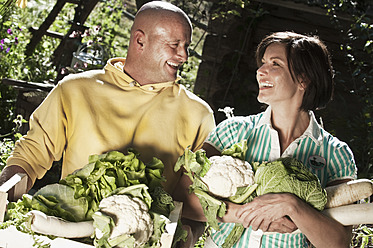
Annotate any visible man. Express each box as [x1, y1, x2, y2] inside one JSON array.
[[0, 1, 215, 207]]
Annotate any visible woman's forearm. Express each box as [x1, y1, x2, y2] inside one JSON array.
[[288, 195, 351, 248]]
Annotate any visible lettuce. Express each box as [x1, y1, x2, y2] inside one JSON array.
[[3, 149, 186, 247], [11, 149, 164, 222]]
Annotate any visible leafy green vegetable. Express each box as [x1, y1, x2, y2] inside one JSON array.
[[228, 184, 258, 204], [221, 224, 245, 248], [194, 189, 227, 230], [150, 186, 175, 217], [255, 157, 327, 211], [174, 141, 250, 231], [3, 149, 185, 248], [174, 147, 211, 179], [29, 184, 89, 222], [93, 184, 167, 248], [175, 147, 225, 230], [175, 141, 327, 248], [221, 140, 248, 160]]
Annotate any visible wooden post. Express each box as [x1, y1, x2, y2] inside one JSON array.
[[0, 191, 7, 222], [25, 0, 68, 56], [0, 173, 28, 222]]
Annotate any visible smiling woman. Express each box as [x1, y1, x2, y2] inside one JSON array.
[[256, 32, 334, 112], [176, 31, 358, 248]]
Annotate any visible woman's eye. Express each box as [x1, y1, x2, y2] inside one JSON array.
[[273, 61, 280, 66]]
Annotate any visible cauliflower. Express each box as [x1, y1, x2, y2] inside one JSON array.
[[97, 194, 153, 248], [201, 155, 255, 198]]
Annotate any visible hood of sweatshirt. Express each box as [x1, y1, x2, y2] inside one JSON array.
[[104, 57, 181, 93]]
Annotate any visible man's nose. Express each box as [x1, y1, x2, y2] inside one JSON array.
[[177, 46, 188, 63]]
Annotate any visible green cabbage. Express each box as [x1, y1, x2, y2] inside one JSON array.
[[255, 157, 327, 211]]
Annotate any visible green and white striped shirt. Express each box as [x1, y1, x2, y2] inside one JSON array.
[[205, 106, 357, 248]]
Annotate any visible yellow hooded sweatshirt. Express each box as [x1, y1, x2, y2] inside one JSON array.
[[7, 58, 215, 193]]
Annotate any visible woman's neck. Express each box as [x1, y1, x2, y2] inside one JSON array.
[[271, 106, 310, 154]]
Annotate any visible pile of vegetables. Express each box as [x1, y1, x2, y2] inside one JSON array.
[[175, 141, 373, 247], [1, 149, 186, 247], [174, 141, 328, 248]]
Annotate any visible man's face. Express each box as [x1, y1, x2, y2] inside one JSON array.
[[140, 15, 191, 84]]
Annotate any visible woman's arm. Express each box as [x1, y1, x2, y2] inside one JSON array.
[[236, 191, 352, 248]]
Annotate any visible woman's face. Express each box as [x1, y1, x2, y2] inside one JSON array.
[[256, 43, 305, 108]]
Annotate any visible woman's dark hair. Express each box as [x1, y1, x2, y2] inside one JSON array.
[[256, 31, 334, 111]]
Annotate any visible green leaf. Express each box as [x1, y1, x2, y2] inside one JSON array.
[[222, 224, 245, 248], [255, 157, 327, 211], [194, 189, 226, 230], [221, 140, 248, 160], [32, 184, 89, 222], [229, 183, 258, 204]]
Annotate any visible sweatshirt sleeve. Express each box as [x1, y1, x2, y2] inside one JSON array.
[[190, 111, 216, 151], [6, 83, 67, 184]]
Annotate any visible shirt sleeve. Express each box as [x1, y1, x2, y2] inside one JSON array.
[[326, 137, 357, 183], [190, 111, 216, 151], [205, 116, 253, 152], [6, 83, 67, 184]]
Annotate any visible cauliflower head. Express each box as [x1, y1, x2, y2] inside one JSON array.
[[99, 194, 153, 248], [201, 155, 255, 198]]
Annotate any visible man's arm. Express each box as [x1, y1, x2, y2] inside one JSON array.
[[0, 165, 33, 201]]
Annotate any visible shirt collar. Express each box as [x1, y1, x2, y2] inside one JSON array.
[[305, 111, 323, 145], [257, 106, 322, 145], [257, 106, 272, 127]]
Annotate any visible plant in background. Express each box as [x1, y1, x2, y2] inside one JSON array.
[[324, 0, 372, 179], [0, 115, 26, 172], [62, 25, 107, 74], [0, 9, 25, 135], [0, 0, 57, 136], [85, 0, 133, 59], [324, 1, 373, 246]]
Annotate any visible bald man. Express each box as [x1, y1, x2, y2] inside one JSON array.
[[1, 0, 215, 207]]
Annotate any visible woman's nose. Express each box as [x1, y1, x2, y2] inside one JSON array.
[[256, 64, 267, 76]]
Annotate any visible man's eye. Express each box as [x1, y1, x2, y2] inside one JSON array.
[[170, 43, 178, 48]]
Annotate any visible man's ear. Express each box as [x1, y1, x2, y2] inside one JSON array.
[[133, 29, 145, 51]]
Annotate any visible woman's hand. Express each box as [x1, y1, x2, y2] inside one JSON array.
[[267, 216, 297, 233], [235, 193, 298, 232]]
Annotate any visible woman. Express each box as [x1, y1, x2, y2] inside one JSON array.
[[176, 31, 357, 247]]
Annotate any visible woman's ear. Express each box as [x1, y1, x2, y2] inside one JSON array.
[[298, 75, 309, 91], [299, 81, 307, 91]]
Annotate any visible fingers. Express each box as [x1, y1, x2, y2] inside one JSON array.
[[267, 217, 297, 233], [234, 194, 297, 232], [237, 206, 272, 231], [235, 202, 253, 219]]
